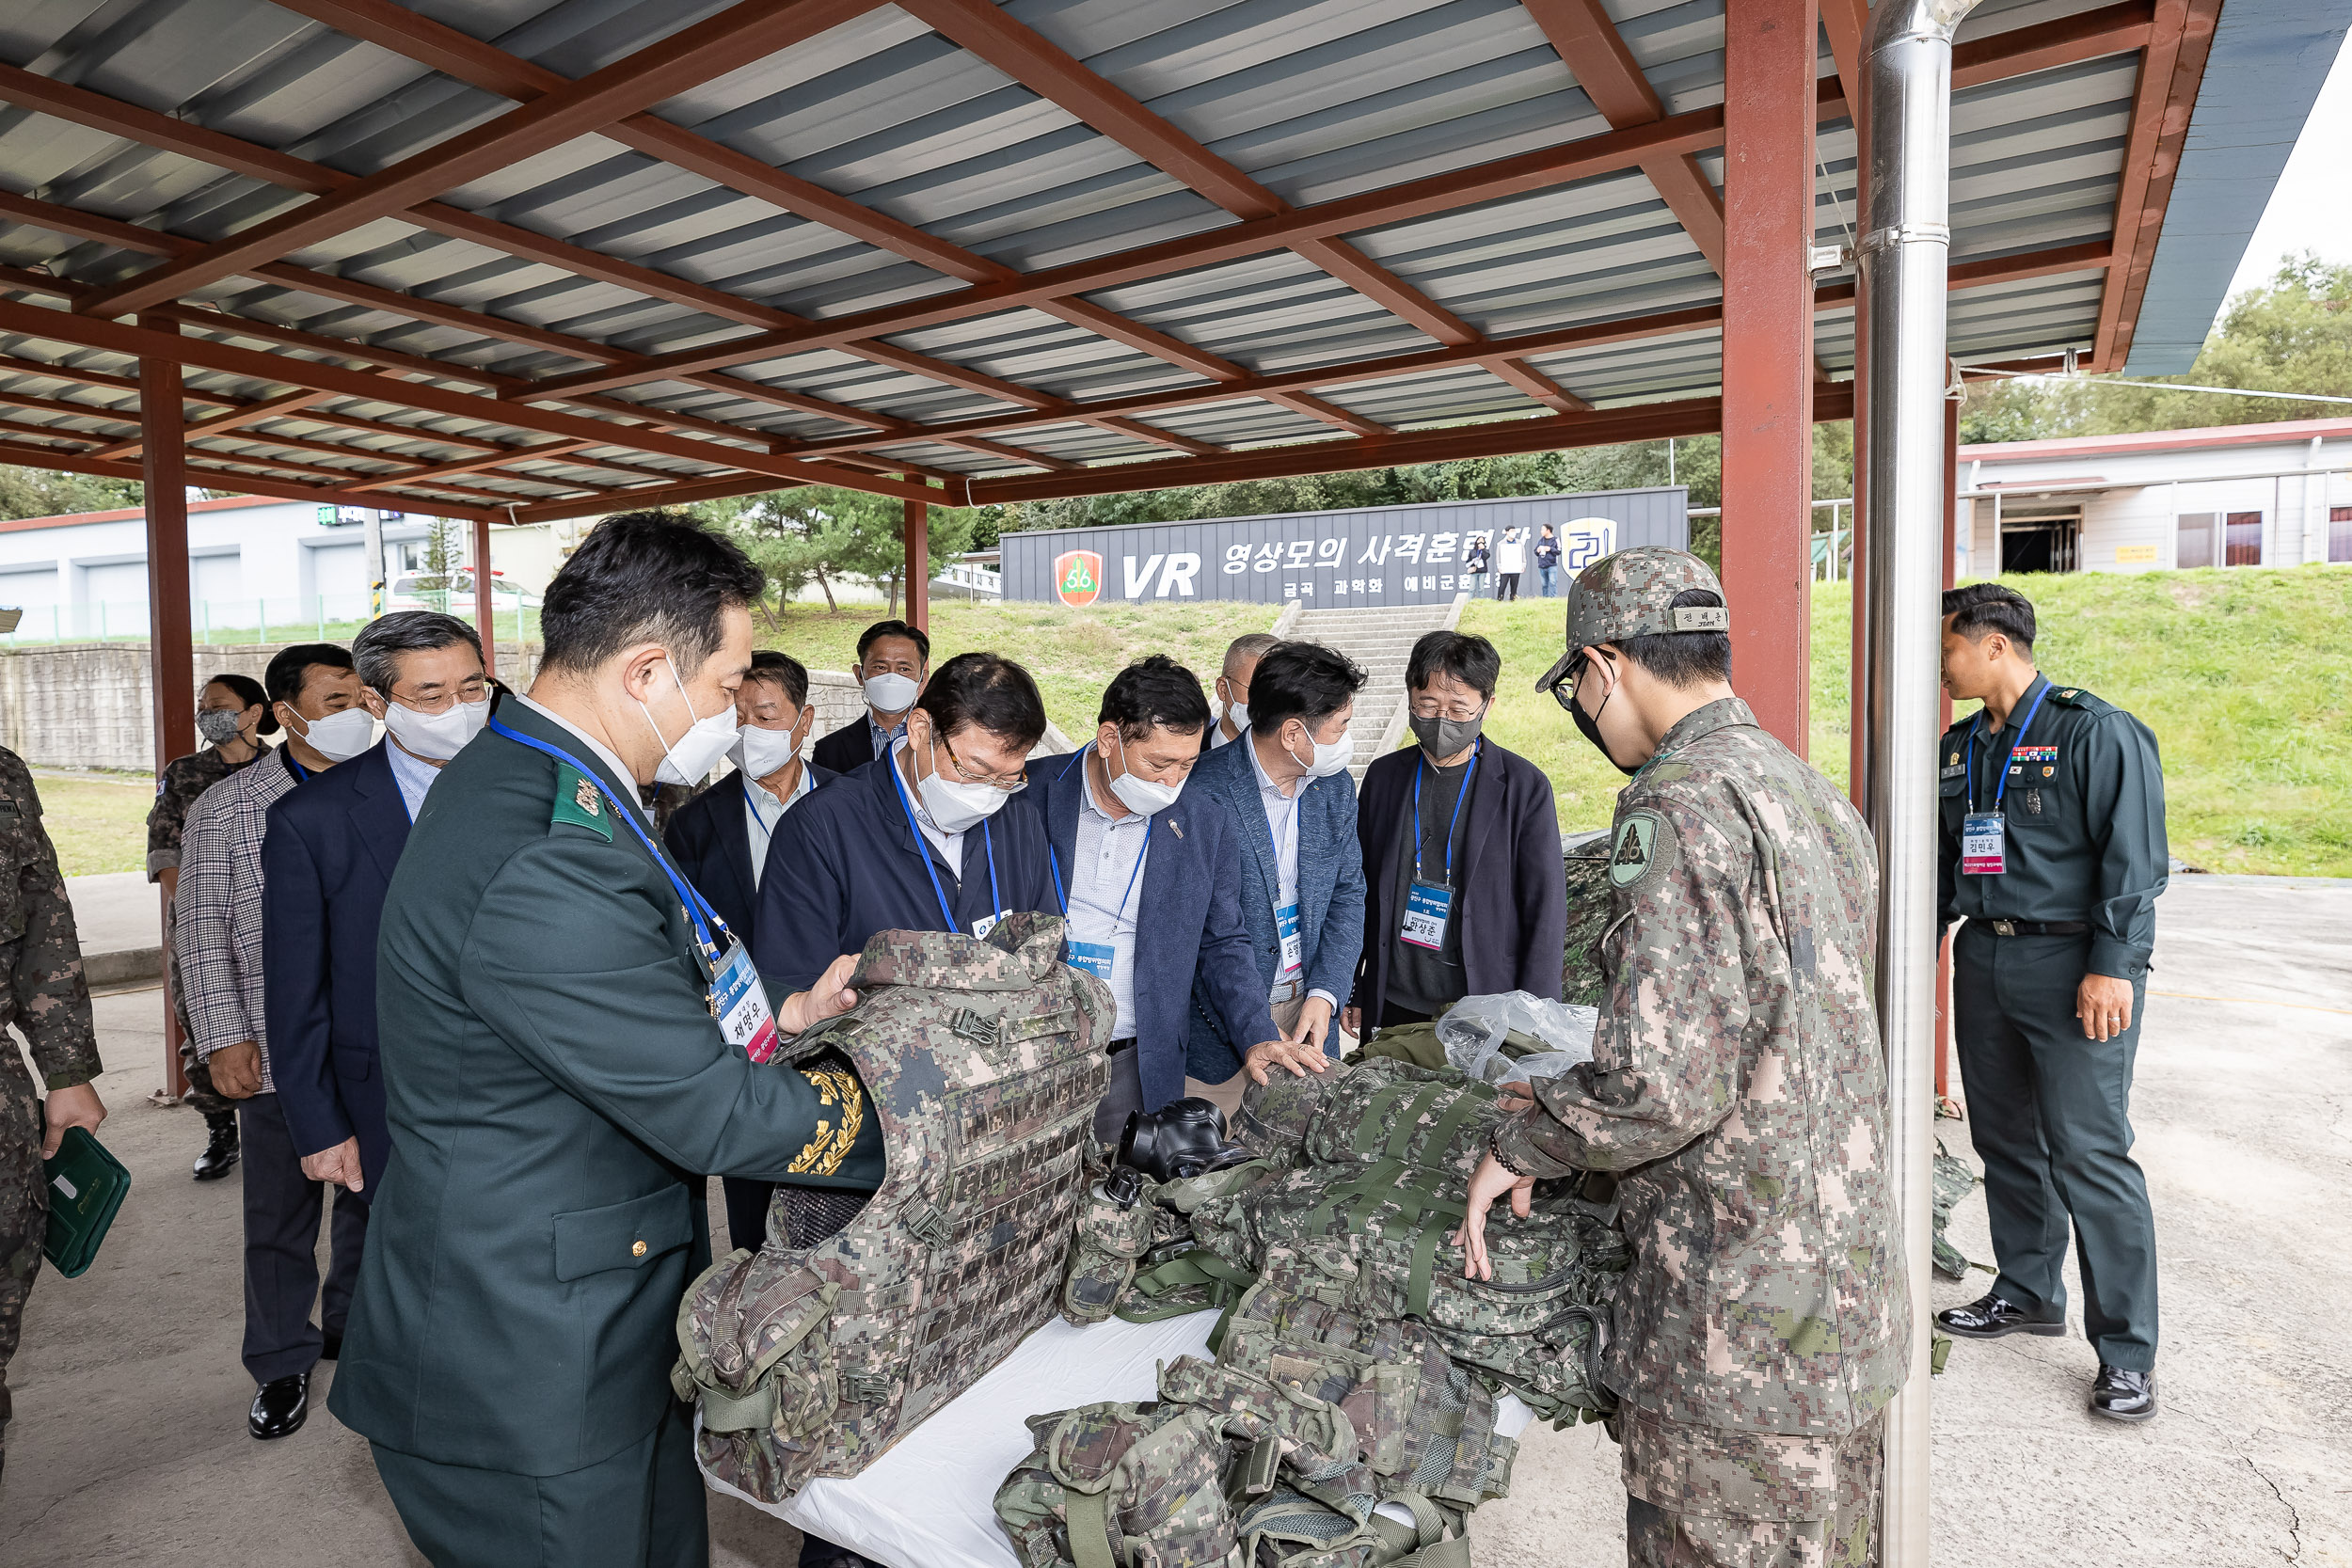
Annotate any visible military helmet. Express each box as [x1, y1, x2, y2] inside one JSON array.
[[1534, 546, 1728, 698]]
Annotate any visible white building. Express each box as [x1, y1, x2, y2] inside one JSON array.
[[1958, 417, 2352, 577], [0, 495, 560, 643]]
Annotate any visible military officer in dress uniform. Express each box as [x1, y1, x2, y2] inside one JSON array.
[[0, 747, 105, 1483], [1459, 548, 1908, 1568], [329, 513, 882, 1568], [1931, 582, 2167, 1423]]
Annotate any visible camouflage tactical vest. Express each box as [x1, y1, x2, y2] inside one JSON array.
[[675, 913, 1113, 1501]]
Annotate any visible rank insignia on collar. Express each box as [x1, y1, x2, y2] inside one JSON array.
[[575, 778, 601, 816], [2060, 689, 2078, 698]]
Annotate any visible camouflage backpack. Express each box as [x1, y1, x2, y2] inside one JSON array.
[[675, 913, 1114, 1501]]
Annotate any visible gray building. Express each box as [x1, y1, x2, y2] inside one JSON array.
[[1000, 489, 1687, 609]]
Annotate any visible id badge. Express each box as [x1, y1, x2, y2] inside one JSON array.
[[972, 912, 1001, 941], [1276, 902, 1303, 974], [1401, 880, 1452, 950], [1961, 812, 2006, 876], [711, 940, 780, 1064], [1068, 940, 1115, 982]]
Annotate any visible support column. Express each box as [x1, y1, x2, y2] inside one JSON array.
[[1937, 400, 1959, 1097], [140, 316, 195, 1101], [1718, 0, 1820, 755], [902, 497, 930, 634], [472, 515, 498, 677]]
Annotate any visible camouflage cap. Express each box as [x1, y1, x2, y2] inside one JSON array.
[[1534, 546, 1728, 694]]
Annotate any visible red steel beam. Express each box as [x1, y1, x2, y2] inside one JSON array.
[[87, 388, 333, 461], [0, 297, 937, 502], [1522, 0, 1728, 273], [972, 383, 1855, 505], [139, 316, 195, 1100], [1716, 0, 1819, 755], [2092, 0, 2220, 370], [0, 436, 500, 520], [508, 472, 820, 526], [76, 0, 893, 319], [903, 497, 930, 634], [474, 515, 500, 677]]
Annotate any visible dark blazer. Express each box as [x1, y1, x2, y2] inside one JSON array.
[[754, 747, 1057, 992], [261, 739, 408, 1195], [328, 701, 879, 1477], [1349, 738, 1568, 1019], [662, 763, 837, 944], [1181, 732, 1366, 1084], [1024, 751, 1277, 1111], [810, 715, 885, 777]]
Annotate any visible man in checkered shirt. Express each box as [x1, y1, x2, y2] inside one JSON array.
[[174, 641, 369, 1440]]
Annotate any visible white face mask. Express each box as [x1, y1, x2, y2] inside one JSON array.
[[914, 735, 1010, 833], [1289, 721, 1352, 779], [1104, 733, 1184, 816], [1219, 691, 1248, 732], [383, 695, 487, 762], [638, 657, 739, 787], [289, 705, 374, 764], [864, 672, 920, 715], [731, 719, 804, 781]]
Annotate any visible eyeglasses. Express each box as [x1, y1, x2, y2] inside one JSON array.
[[938, 732, 1028, 793], [1545, 651, 1597, 716], [394, 677, 490, 716]]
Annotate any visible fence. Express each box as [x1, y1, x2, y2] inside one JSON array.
[[0, 595, 541, 648]]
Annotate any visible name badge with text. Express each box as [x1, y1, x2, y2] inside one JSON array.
[[712, 940, 779, 1064], [1961, 812, 2006, 876], [1069, 940, 1116, 983], [1276, 902, 1303, 974], [1402, 880, 1453, 950]]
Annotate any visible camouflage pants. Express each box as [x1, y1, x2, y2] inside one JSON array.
[[1624, 1413, 1883, 1568], [0, 1044, 48, 1459]]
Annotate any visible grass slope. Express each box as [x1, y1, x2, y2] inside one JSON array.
[[1466, 567, 2352, 876], [36, 771, 154, 878]]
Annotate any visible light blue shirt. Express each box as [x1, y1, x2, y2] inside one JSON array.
[[385, 738, 444, 820], [1068, 766, 1149, 1041]]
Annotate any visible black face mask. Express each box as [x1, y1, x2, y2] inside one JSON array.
[[1570, 655, 1639, 776]]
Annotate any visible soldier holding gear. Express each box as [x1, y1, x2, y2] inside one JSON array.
[[1458, 547, 1908, 1568], [1931, 582, 2167, 1422], [329, 513, 882, 1568], [0, 746, 106, 1483]]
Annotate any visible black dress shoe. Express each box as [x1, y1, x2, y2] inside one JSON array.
[[2090, 1364, 2157, 1422], [249, 1372, 309, 1439], [1934, 1291, 2065, 1339], [193, 1113, 240, 1181], [799, 1539, 878, 1568]]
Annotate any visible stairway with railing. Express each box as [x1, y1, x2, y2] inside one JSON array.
[[1284, 594, 1470, 784]]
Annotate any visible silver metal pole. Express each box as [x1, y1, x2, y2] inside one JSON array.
[[1859, 1, 1979, 1562]]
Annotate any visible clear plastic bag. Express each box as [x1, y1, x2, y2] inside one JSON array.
[[1437, 991, 1599, 1086]]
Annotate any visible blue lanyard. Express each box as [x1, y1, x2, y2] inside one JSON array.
[[1411, 743, 1479, 886], [1047, 751, 1151, 920], [883, 743, 999, 935], [1967, 680, 2053, 814], [281, 751, 310, 784], [487, 718, 733, 964]]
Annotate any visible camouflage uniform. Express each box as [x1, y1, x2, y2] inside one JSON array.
[[0, 748, 102, 1462], [1497, 551, 1908, 1565], [147, 745, 253, 1116]]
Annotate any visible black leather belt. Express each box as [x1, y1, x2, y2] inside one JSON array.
[[1981, 919, 2089, 937], [1106, 1037, 1136, 1056]]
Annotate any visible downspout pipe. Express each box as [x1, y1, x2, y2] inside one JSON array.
[[1858, 0, 1979, 1563]]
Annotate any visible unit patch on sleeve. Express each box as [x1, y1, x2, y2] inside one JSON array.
[[1609, 810, 1666, 889]]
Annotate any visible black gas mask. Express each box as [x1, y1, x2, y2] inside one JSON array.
[[1117, 1097, 1252, 1182]]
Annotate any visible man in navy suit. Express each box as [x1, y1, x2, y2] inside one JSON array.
[[1024, 657, 1321, 1142], [809, 618, 929, 776], [664, 649, 835, 1250], [1181, 641, 1370, 1117], [262, 611, 487, 1358]]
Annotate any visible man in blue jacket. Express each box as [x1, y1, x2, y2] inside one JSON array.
[[1025, 656, 1320, 1141], [1182, 641, 1369, 1117], [755, 651, 1057, 989]]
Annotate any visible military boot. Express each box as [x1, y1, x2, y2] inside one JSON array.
[[193, 1111, 239, 1180]]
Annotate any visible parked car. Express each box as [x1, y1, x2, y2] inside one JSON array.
[[384, 570, 540, 615]]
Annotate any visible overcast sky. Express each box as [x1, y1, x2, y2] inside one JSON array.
[[2222, 34, 2352, 300]]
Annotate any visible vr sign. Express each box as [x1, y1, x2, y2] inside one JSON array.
[[1055, 548, 1203, 607]]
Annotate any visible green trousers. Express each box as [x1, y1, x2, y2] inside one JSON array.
[[371, 1401, 708, 1568], [1951, 923, 2159, 1371]]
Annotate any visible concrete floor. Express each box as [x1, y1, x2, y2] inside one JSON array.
[[4, 874, 2346, 1565]]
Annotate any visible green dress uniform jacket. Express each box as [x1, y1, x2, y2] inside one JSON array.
[[1935, 675, 2167, 978], [328, 700, 881, 1480]]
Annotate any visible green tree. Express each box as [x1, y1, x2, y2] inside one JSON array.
[[0, 467, 142, 521], [721, 486, 977, 618]]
